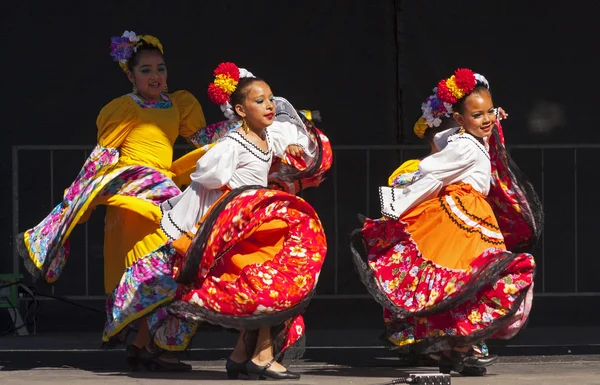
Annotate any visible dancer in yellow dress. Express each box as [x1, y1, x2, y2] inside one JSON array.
[[16, 30, 214, 370]]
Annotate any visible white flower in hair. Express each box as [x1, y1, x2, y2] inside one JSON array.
[[475, 73, 489, 89], [239, 68, 255, 78], [122, 30, 139, 43], [220, 102, 236, 120]]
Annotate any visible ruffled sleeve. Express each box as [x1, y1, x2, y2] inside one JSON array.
[[170, 90, 207, 146], [96, 96, 137, 148], [159, 139, 238, 240], [379, 136, 479, 219], [190, 139, 238, 189], [267, 120, 317, 159]]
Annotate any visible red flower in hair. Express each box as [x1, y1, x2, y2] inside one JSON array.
[[454, 68, 476, 94], [436, 80, 458, 104], [208, 83, 229, 105], [214, 62, 240, 81]]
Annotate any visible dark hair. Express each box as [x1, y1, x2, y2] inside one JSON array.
[[452, 83, 491, 114], [126, 43, 164, 72], [230, 77, 266, 117]]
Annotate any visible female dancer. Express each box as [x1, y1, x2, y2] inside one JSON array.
[[107, 63, 331, 379], [386, 79, 511, 375], [352, 68, 541, 375], [16, 30, 209, 370]]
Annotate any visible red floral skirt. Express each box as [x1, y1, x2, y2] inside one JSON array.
[[165, 186, 327, 358], [351, 183, 535, 353]]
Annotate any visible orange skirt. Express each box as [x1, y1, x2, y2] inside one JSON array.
[[211, 219, 288, 282], [402, 183, 506, 270]]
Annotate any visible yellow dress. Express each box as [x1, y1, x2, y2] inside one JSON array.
[[26, 91, 199, 293], [90, 91, 206, 293]]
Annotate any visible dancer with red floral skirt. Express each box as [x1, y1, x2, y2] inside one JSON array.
[[352, 68, 542, 375], [106, 62, 331, 379]]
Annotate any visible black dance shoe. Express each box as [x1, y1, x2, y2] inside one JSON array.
[[438, 350, 498, 374], [138, 346, 192, 372], [226, 358, 248, 379], [246, 358, 301, 380], [125, 345, 142, 371]]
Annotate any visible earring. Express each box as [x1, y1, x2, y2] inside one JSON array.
[[459, 126, 465, 134], [132, 84, 138, 94], [241, 118, 250, 134], [163, 84, 169, 93]]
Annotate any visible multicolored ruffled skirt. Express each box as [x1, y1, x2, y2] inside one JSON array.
[[351, 183, 535, 353], [104, 186, 327, 356]]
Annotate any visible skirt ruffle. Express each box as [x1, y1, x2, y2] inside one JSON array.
[[351, 184, 535, 353], [148, 186, 327, 357]]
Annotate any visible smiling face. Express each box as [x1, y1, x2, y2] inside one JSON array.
[[453, 89, 496, 139], [233, 80, 276, 130], [126, 50, 167, 102]]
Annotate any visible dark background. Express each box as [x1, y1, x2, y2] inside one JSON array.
[[3, 1, 600, 332]]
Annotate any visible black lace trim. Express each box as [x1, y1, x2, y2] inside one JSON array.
[[166, 289, 314, 331], [448, 133, 490, 160], [269, 180, 287, 192], [438, 197, 504, 245], [165, 212, 192, 240], [489, 127, 544, 250], [16, 232, 42, 282], [230, 130, 271, 154], [275, 110, 302, 127], [379, 187, 399, 220], [350, 227, 524, 318], [227, 134, 272, 163], [158, 205, 173, 240], [383, 289, 529, 354], [149, 292, 312, 360], [453, 195, 501, 231], [272, 116, 324, 186]]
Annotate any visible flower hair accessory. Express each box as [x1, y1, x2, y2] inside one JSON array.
[[207, 62, 255, 120], [413, 88, 454, 138], [436, 68, 477, 104], [109, 30, 164, 72]]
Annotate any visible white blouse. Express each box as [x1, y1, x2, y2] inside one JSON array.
[[379, 129, 491, 220], [160, 117, 315, 241]]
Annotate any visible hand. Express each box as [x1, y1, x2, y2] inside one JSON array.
[[497, 107, 509, 120], [285, 144, 304, 157]]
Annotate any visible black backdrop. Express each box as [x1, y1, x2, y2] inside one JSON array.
[[4, 1, 600, 324]]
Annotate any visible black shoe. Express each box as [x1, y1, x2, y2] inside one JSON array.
[[139, 347, 192, 372], [126, 345, 142, 371], [246, 359, 301, 380], [226, 358, 248, 379], [438, 350, 470, 373], [439, 350, 499, 374], [464, 354, 499, 367], [460, 366, 487, 376]]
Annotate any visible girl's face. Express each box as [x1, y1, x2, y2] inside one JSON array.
[[127, 50, 167, 101], [454, 90, 496, 139], [235, 81, 276, 130]]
